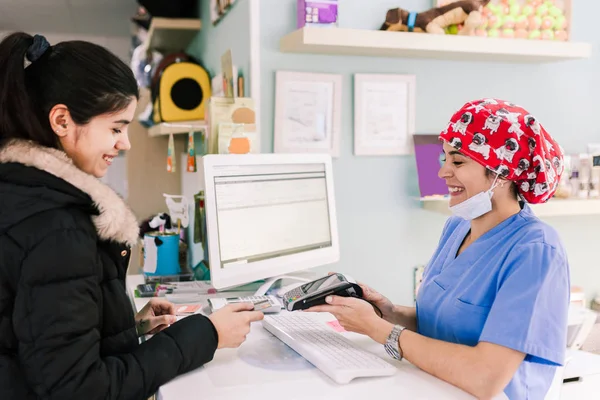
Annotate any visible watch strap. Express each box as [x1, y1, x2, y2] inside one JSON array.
[[384, 324, 405, 360]]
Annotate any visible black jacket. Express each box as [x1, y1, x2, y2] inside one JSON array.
[[0, 140, 219, 400]]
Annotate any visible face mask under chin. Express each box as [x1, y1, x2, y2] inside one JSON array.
[[449, 174, 500, 221]]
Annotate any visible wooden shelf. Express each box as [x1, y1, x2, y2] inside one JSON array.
[[145, 17, 201, 53], [148, 120, 207, 137], [420, 197, 600, 217], [280, 27, 592, 63]]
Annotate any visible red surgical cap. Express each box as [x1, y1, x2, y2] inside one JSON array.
[[439, 99, 564, 204]]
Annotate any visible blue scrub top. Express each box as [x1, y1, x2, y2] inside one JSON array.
[[416, 204, 570, 400]]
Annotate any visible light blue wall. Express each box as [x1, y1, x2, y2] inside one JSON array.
[[185, 0, 253, 268], [260, 0, 600, 305], [188, 0, 251, 95]]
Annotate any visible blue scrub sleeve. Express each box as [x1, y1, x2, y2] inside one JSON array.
[[479, 243, 569, 366]]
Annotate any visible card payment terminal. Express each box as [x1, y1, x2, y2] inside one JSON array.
[[282, 273, 363, 311]]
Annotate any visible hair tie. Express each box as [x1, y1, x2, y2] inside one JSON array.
[[24, 34, 51, 69]]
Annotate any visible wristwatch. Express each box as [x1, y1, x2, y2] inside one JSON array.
[[384, 324, 405, 360]]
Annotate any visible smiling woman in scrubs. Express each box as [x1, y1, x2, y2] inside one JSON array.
[[308, 99, 570, 400]]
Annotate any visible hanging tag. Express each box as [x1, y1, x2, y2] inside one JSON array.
[[187, 131, 197, 172], [167, 133, 176, 173]]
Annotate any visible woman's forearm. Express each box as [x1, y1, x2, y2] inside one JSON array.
[[388, 305, 417, 331], [399, 330, 524, 399]]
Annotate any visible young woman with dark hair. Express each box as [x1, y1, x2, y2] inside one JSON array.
[[0, 32, 263, 400]]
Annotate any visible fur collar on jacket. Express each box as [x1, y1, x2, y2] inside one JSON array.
[[0, 139, 139, 246]]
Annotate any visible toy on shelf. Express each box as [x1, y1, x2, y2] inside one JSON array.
[[380, 0, 491, 36], [297, 0, 339, 29], [436, 0, 571, 41]]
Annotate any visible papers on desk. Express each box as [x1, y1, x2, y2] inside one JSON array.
[[164, 281, 216, 294]]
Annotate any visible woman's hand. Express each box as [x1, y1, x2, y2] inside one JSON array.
[[358, 283, 396, 322], [135, 298, 178, 336], [305, 295, 393, 344], [208, 303, 265, 349], [325, 272, 395, 323]]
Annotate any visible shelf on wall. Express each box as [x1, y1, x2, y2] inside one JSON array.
[[420, 197, 600, 217], [144, 17, 201, 53], [148, 120, 207, 137], [280, 27, 592, 63]]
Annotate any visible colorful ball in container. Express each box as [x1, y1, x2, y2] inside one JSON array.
[[488, 28, 501, 38], [515, 28, 529, 39], [509, 3, 521, 16], [541, 16, 555, 30], [541, 29, 554, 40], [548, 5, 563, 17], [515, 15, 529, 29], [474, 28, 488, 37], [487, 14, 502, 29], [536, 3, 549, 17], [528, 15, 542, 30], [554, 30, 568, 41], [503, 16, 516, 29], [502, 28, 515, 38], [522, 4, 535, 16], [553, 15, 567, 30], [529, 29, 542, 39]]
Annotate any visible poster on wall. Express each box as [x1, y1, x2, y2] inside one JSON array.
[[413, 134, 448, 198], [354, 74, 416, 156], [274, 71, 342, 157], [211, 0, 237, 25]]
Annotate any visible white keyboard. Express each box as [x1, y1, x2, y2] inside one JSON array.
[[262, 313, 397, 384]]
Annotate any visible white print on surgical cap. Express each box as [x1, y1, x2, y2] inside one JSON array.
[[504, 101, 521, 108], [495, 164, 510, 177], [483, 115, 501, 134], [451, 112, 473, 135], [466, 99, 498, 113], [528, 137, 536, 154], [533, 155, 545, 172], [544, 159, 557, 184], [496, 109, 521, 124], [449, 137, 463, 149], [553, 156, 564, 176], [514, 158, 530, 176], [534, 182, 549, 197], [468, 133, 491, 160], [524, 115, 541, 136], [544, 138, 554, 152], [494, 138, 519, 163], [508, 122, 524, 140], [520, 181, 530, 192]]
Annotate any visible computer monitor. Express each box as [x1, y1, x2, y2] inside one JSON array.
[[202, 153, 340, 291]]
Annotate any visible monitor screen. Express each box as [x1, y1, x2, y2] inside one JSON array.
[[203, 154, 339, 290]]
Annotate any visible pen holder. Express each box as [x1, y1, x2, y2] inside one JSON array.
[[143, 231, 181, 276]]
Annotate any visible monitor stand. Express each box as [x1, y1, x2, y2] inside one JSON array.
[[255, 275, 311, 296]]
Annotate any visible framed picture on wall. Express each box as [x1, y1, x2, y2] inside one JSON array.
[[353, 73, 416, 156], [274, 71, 342, 157]]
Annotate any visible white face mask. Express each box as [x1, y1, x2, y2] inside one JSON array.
[[449, 174, 500, 221]]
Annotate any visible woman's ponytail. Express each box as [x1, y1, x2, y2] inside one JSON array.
[[0, 32, 54, 147]]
